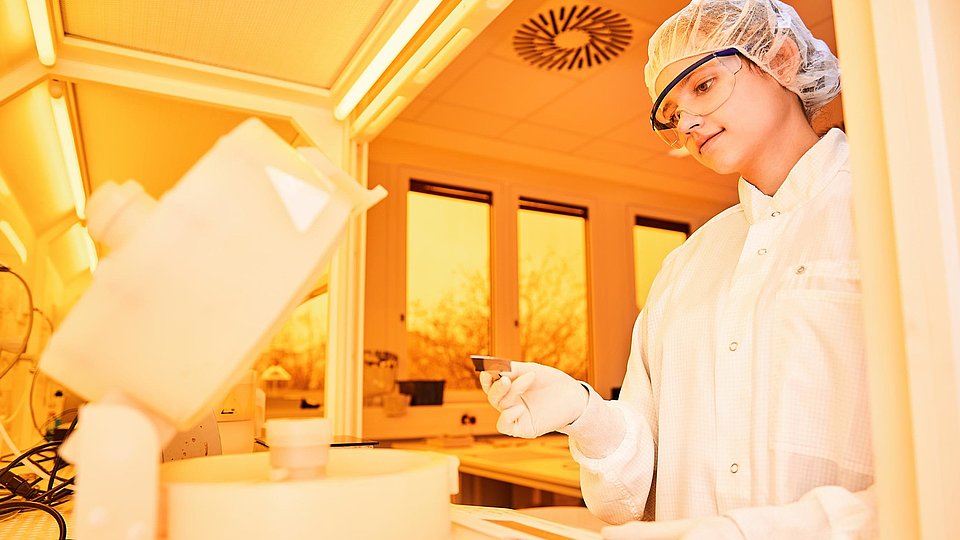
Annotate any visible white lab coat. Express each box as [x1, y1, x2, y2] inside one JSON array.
[[564, 129, 875, 538]]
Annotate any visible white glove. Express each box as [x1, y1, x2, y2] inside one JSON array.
[[479, 361, 588, 438], [601, 516, 742, 540]]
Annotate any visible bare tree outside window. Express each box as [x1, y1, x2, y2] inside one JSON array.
[[518, 206, 589, 380], [253, 290, 328, 397], [407, 269, 490, 389], [406, 186, 491, 389], [405, 185, 591, 389], [518, 250, 588, 380]]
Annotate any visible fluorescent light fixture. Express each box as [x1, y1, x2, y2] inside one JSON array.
[[351, 0, 513, 139], [72, 223, 98, 272], [25, 0, 56, 66], [363, 96, 408, 135], [413, 28, 472, 85], [334, 0, 442, 120], [0, 221, 27, 263], [50, 87, 86, 220]]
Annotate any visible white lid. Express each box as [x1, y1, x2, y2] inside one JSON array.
[[266, 418, 332, 447]]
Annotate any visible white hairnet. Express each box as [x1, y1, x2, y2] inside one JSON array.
[[644, 0, 840, 118]]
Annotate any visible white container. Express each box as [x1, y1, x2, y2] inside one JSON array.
[[265, 417, 332, 480], [160, 448, 460, 540], [39, 118, 385, 432]]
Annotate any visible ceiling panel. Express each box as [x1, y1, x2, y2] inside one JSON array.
[[573, 139, 660, 169], [437, 55, 579, 118], [415, 102, 517, 138], [525, 45, 647, 137], [603, 118, 669, 154], [500, 122, 590, 152], [74, 81, 300, 199], [58, 0, 392, 88], [0, 0, 37, 72]]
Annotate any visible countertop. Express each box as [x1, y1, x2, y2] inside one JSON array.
[[391, 434, 581, 498]]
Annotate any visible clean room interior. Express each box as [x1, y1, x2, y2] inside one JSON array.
[[0, 0, 958, 538]]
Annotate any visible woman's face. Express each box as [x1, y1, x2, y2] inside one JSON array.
[[653, 52, 801, 176]]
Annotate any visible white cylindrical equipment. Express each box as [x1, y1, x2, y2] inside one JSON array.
[[160, 448, 460, 540]]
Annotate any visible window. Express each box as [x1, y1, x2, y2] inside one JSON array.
[[633, 216, 689, 310], [254, 276, 329, 401], [517, 198, 589, 381], [406, 180, 492, 389]]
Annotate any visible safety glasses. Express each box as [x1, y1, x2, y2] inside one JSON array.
[[650, 48, 742, 148]]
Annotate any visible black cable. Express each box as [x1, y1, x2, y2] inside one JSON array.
[[0, 500, 67, 540], [45, 416, 77, 494], [0, 265, 33, 381]]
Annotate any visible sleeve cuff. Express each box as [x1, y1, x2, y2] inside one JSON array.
[[560, 384, 649, 473]]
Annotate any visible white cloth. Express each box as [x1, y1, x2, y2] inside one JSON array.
[[564, 129, 875, 538]]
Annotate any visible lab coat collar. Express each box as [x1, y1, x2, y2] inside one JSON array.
[[738, 128, 848, 224]]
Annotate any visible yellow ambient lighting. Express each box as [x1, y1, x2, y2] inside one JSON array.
[[414, 27, 473, 85], [334, 0, 443, 120], [0, 222, 27, 263], [364, 96, 409, 135], [352, 0, 510, 138], [50, 90, 86, 220], [25, 0, 56, 66], [76, 223, 98, 272], [0, 174, 11, 197]]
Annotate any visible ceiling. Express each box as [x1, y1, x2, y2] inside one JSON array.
[[57, 0, 393, 89], [379, 0, 842, 199], [0, 0, 842, 303]]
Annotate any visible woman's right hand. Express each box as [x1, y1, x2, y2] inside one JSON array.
[[480, 361, 589, 438]]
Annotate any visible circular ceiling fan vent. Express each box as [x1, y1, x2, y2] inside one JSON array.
[[514, 5, 632, 71]]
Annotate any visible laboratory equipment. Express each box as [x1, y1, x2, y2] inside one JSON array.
[[35, 118, 463, 539], [362, 349, 398, 405]]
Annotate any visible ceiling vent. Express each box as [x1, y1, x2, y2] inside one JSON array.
[[514, 5, 632, 71]]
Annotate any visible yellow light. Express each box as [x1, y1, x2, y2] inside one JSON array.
[[334, 0, 442, 120], [50, 88, 86, 220], [351, 0, 512, 138], [0, 221, 27, 263], [74, 223, 98, 272], [358, 96, 408, 135], [0, 173, 10, 197], [413, 28, 472, 84], [25, 0, 56, 66]]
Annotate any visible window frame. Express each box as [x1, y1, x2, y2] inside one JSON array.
[[631, 213, 691, 311], [391, 172, 599, 401], [404, 178, 494, 395]]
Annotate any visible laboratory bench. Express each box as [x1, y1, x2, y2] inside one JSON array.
[[389, 433, 586, 508]]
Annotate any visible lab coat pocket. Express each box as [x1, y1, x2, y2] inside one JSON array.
[[768, 261, 872, 478]]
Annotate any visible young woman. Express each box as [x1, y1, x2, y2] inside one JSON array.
[[480, 1, 874, 538]]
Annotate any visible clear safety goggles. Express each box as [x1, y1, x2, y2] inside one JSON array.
[[650, 48, 743, 148]]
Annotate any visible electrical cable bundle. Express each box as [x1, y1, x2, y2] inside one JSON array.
[[0, 417, 75, 540], [0, 264, 72, 539]]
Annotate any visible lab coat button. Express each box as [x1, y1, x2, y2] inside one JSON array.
[[730, 463, 739, 473], [728, 342, 738, 351], [771, 211, 781, 217], [757, 248, 767, 255], [795, 265, 806, 274]]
